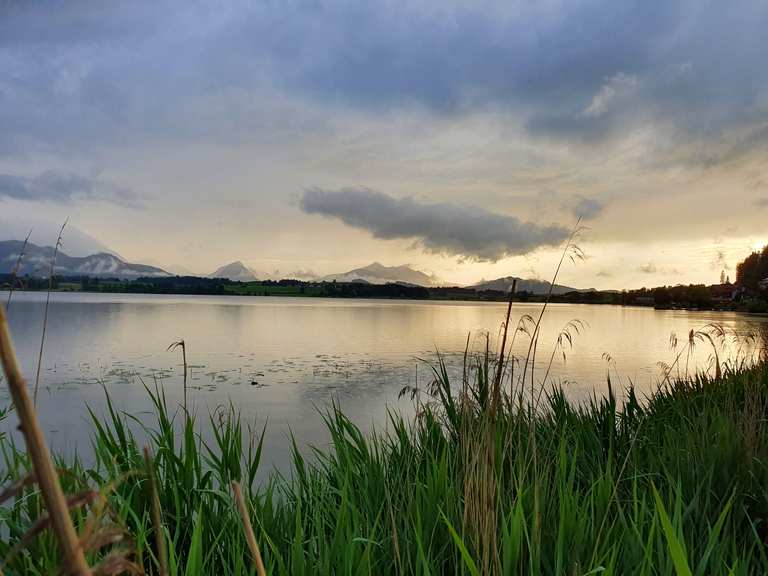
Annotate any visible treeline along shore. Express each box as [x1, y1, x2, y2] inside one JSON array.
[[3, 272, 768, 313]]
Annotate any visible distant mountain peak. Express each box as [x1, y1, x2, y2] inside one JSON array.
[[361, 262, 396, 272], [0, 240, 170, 278], [322, 262, 439, 286], [473, 276, 578, 295], [0, 218, 119, 258], [209, 261, 258, 282]]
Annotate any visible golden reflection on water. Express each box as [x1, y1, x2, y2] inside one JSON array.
[[1, 292, 766, 475]]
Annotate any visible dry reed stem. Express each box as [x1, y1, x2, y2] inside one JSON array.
[[6, 227, 32, 309], [492, 278, 517, 416], [143, 447, 168, 576], [167, 340, 187, 412], [231, 481, 266, 576], [462, 421, 499, 576], [0, 304, 92, 575], [34, 218, 68, 405], [460, 279, 517, 574]]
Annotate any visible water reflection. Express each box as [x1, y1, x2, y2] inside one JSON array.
[[1, 292, 766, 477]]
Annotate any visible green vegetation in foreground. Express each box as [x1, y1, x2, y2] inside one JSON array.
[[1, 357, 767, 574]]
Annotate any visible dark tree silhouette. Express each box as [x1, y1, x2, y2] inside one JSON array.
[[736, 245, 768, 290]]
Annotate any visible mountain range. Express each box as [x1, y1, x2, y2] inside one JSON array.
[[207, 261, 439, 286], [0, 240, 170, 279], [1, 238, 584, 293], [0, 219, 119, 257]]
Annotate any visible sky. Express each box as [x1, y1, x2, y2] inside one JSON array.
[[1, 0, 767, 289]]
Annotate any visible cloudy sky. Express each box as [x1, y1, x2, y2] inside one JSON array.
[[1, 0, 767, 288]]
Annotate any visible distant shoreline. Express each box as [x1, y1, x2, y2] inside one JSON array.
[[2, 275, 766, 315]]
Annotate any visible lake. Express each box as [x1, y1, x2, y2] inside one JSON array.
[[1, 292, 766, 476]]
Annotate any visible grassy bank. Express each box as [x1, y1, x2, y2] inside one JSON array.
[[1, 353, 767, 574]]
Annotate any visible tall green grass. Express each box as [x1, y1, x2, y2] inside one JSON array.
[[1, 354, 767, 574]]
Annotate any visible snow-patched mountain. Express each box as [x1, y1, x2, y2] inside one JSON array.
[[322, 262, 438, 286], [208, 261, 259, 282], [473, 276, 578, 295], [0, 240, 170, 278], [0, 219, 119, 258]]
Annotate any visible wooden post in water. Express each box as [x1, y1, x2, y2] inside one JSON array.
[[0, 304, 92, 576]]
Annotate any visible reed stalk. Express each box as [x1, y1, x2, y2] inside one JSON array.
[[5, 227, 32, 309], [143, 446, 168, 576], [167, 340, 188, 411], [34, 218, 67, 405], [0, 304, 92, 575], [232, 481, 266, 576]]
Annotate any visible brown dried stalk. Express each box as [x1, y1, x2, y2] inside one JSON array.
[[231, 481, 266, 576], [167, 340, 188, 411], [144, 447, 168, 576], [0, 303, 92, 575]]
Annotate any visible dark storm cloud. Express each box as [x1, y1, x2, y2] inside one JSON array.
[[300, 187, 569, 261], [0, 170, 140, 207], [0, 2, 668, 111], [1, 1, 767, 159]]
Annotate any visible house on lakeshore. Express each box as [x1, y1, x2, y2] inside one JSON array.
[[710, 282, 739, 303], [759, 277, 768, 291], [634, 296, 655, 306]]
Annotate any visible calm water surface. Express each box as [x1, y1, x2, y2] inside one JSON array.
[[1, 292, 765, 475]]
